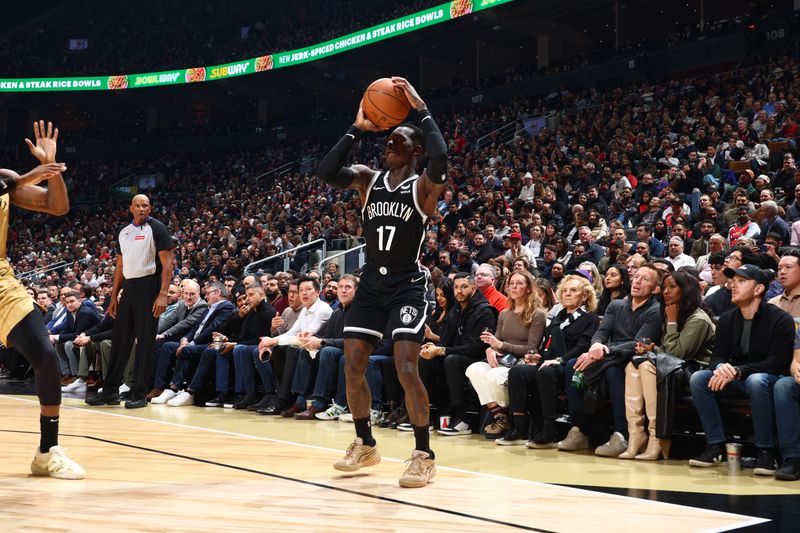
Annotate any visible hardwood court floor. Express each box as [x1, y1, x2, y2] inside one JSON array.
[[0, 395, 771, 532]]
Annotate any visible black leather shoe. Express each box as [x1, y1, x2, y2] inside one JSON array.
[[249, 394, 277, 411], [85, 391, 120, 406], [257, 397, 283, 415], [124, 397, 148, 409], [233, 393, 260, 410]]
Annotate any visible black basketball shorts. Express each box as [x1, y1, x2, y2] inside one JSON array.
[[344, 263, 429, 344]]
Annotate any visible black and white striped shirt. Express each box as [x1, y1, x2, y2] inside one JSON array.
[[118, 217, 173, 279]]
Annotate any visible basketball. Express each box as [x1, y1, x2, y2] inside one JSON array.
[[362, 78, 411, 129]]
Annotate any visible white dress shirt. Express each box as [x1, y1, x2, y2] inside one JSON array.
[[276, 298, 333, 345]]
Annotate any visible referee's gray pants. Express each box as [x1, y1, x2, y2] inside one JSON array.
[[104, 274, 160, 399]]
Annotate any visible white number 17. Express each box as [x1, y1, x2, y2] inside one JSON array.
[[377, 225, 396, 251]]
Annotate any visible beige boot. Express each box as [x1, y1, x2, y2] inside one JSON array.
[[619, 362, 648, 459], [635, 361, 671, 460]]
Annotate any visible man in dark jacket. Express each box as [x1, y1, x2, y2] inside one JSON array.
[[150, 282, 236, 404], [471, 232, 495, 265], [561, 264, 663, 456], [51, 291, 101, 382], [174, 284, 275, 409], [74, 304, 121, 391], [418, 273, 498, 436], [689, 264, 794, 473], [36, 289, 56, 324]]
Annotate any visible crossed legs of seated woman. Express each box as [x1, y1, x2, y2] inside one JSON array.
[[620, 360, 670, 460], [465, 360, 512, 439]]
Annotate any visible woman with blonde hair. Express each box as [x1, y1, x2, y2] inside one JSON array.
[[467, 270, 547, 439], [498, 274, 600, 446]]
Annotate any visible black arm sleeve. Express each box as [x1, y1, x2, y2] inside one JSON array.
[[317, 126, 362, 189], [418, 109, 448, 184]]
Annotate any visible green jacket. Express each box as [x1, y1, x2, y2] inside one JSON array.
[[656, 307, 715, 363]]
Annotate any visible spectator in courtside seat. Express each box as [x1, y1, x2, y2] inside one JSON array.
[[689, 265, 793, 474]]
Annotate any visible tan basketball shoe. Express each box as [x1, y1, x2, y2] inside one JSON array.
[[31, 445, 86, 479], [399, 450, 436, 488], [334, 438, 381, 472]]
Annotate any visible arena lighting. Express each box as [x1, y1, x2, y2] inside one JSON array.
[[0, 0, 516, 93]]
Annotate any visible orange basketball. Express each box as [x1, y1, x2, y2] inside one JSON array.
[[362, 78, 411, 129]]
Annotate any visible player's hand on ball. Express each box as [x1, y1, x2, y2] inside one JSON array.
[[354, 104, 383, 132], [391, 77, 425, 111]]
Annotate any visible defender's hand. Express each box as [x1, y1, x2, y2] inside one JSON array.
[[12, 163, 67, 187], [25, 120, 59, 164]]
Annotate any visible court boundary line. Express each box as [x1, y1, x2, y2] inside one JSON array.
[[0, 428, 552, 533], [0, 395, 770, 532]]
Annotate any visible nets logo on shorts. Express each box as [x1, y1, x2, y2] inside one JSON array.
[[400, 306, 419, 325]]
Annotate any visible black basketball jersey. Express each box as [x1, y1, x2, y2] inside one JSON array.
[[361, 170, 427, 268]]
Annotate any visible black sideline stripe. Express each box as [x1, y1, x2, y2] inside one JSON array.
[[0, 429, 554, 533]]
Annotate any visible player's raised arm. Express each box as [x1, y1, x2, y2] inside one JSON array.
[[9, 120, 69, 216], [317, 104, 382, 194], [392, 77, 447, 215]]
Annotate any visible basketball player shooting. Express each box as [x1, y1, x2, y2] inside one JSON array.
[[318, 77, 447, 488], [0, 121, 85, 479]]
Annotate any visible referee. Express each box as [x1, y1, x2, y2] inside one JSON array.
[[87, 194, 174, 408]]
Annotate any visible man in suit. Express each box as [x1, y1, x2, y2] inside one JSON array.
[[49, 291, 101, 384], [46, 286, 72, 334], [149, 282, 235, 404], [145, 280, 207, 399], [155, 280, 207, 342]]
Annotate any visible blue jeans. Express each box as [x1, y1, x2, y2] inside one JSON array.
[[172, 344, 208, 386], [333, 352, 387, 410], [188, 346, 229, 393], [291, 350, 320, 404], [774, 376, 800, 458], [233, 344, 275, 394], [368, 355, 391, 409], [154, 341, 180, 389], [689, 370, 779, 448], [309, 346, 344, 410], [564, 357, 627, 436]]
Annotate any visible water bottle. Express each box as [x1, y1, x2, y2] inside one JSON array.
[[571, 370, 585, 389]]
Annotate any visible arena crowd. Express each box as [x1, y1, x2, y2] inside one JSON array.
[[4, 47, 800, 481]]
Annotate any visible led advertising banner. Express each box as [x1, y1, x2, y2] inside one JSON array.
[[0, 0, 515, 93]]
